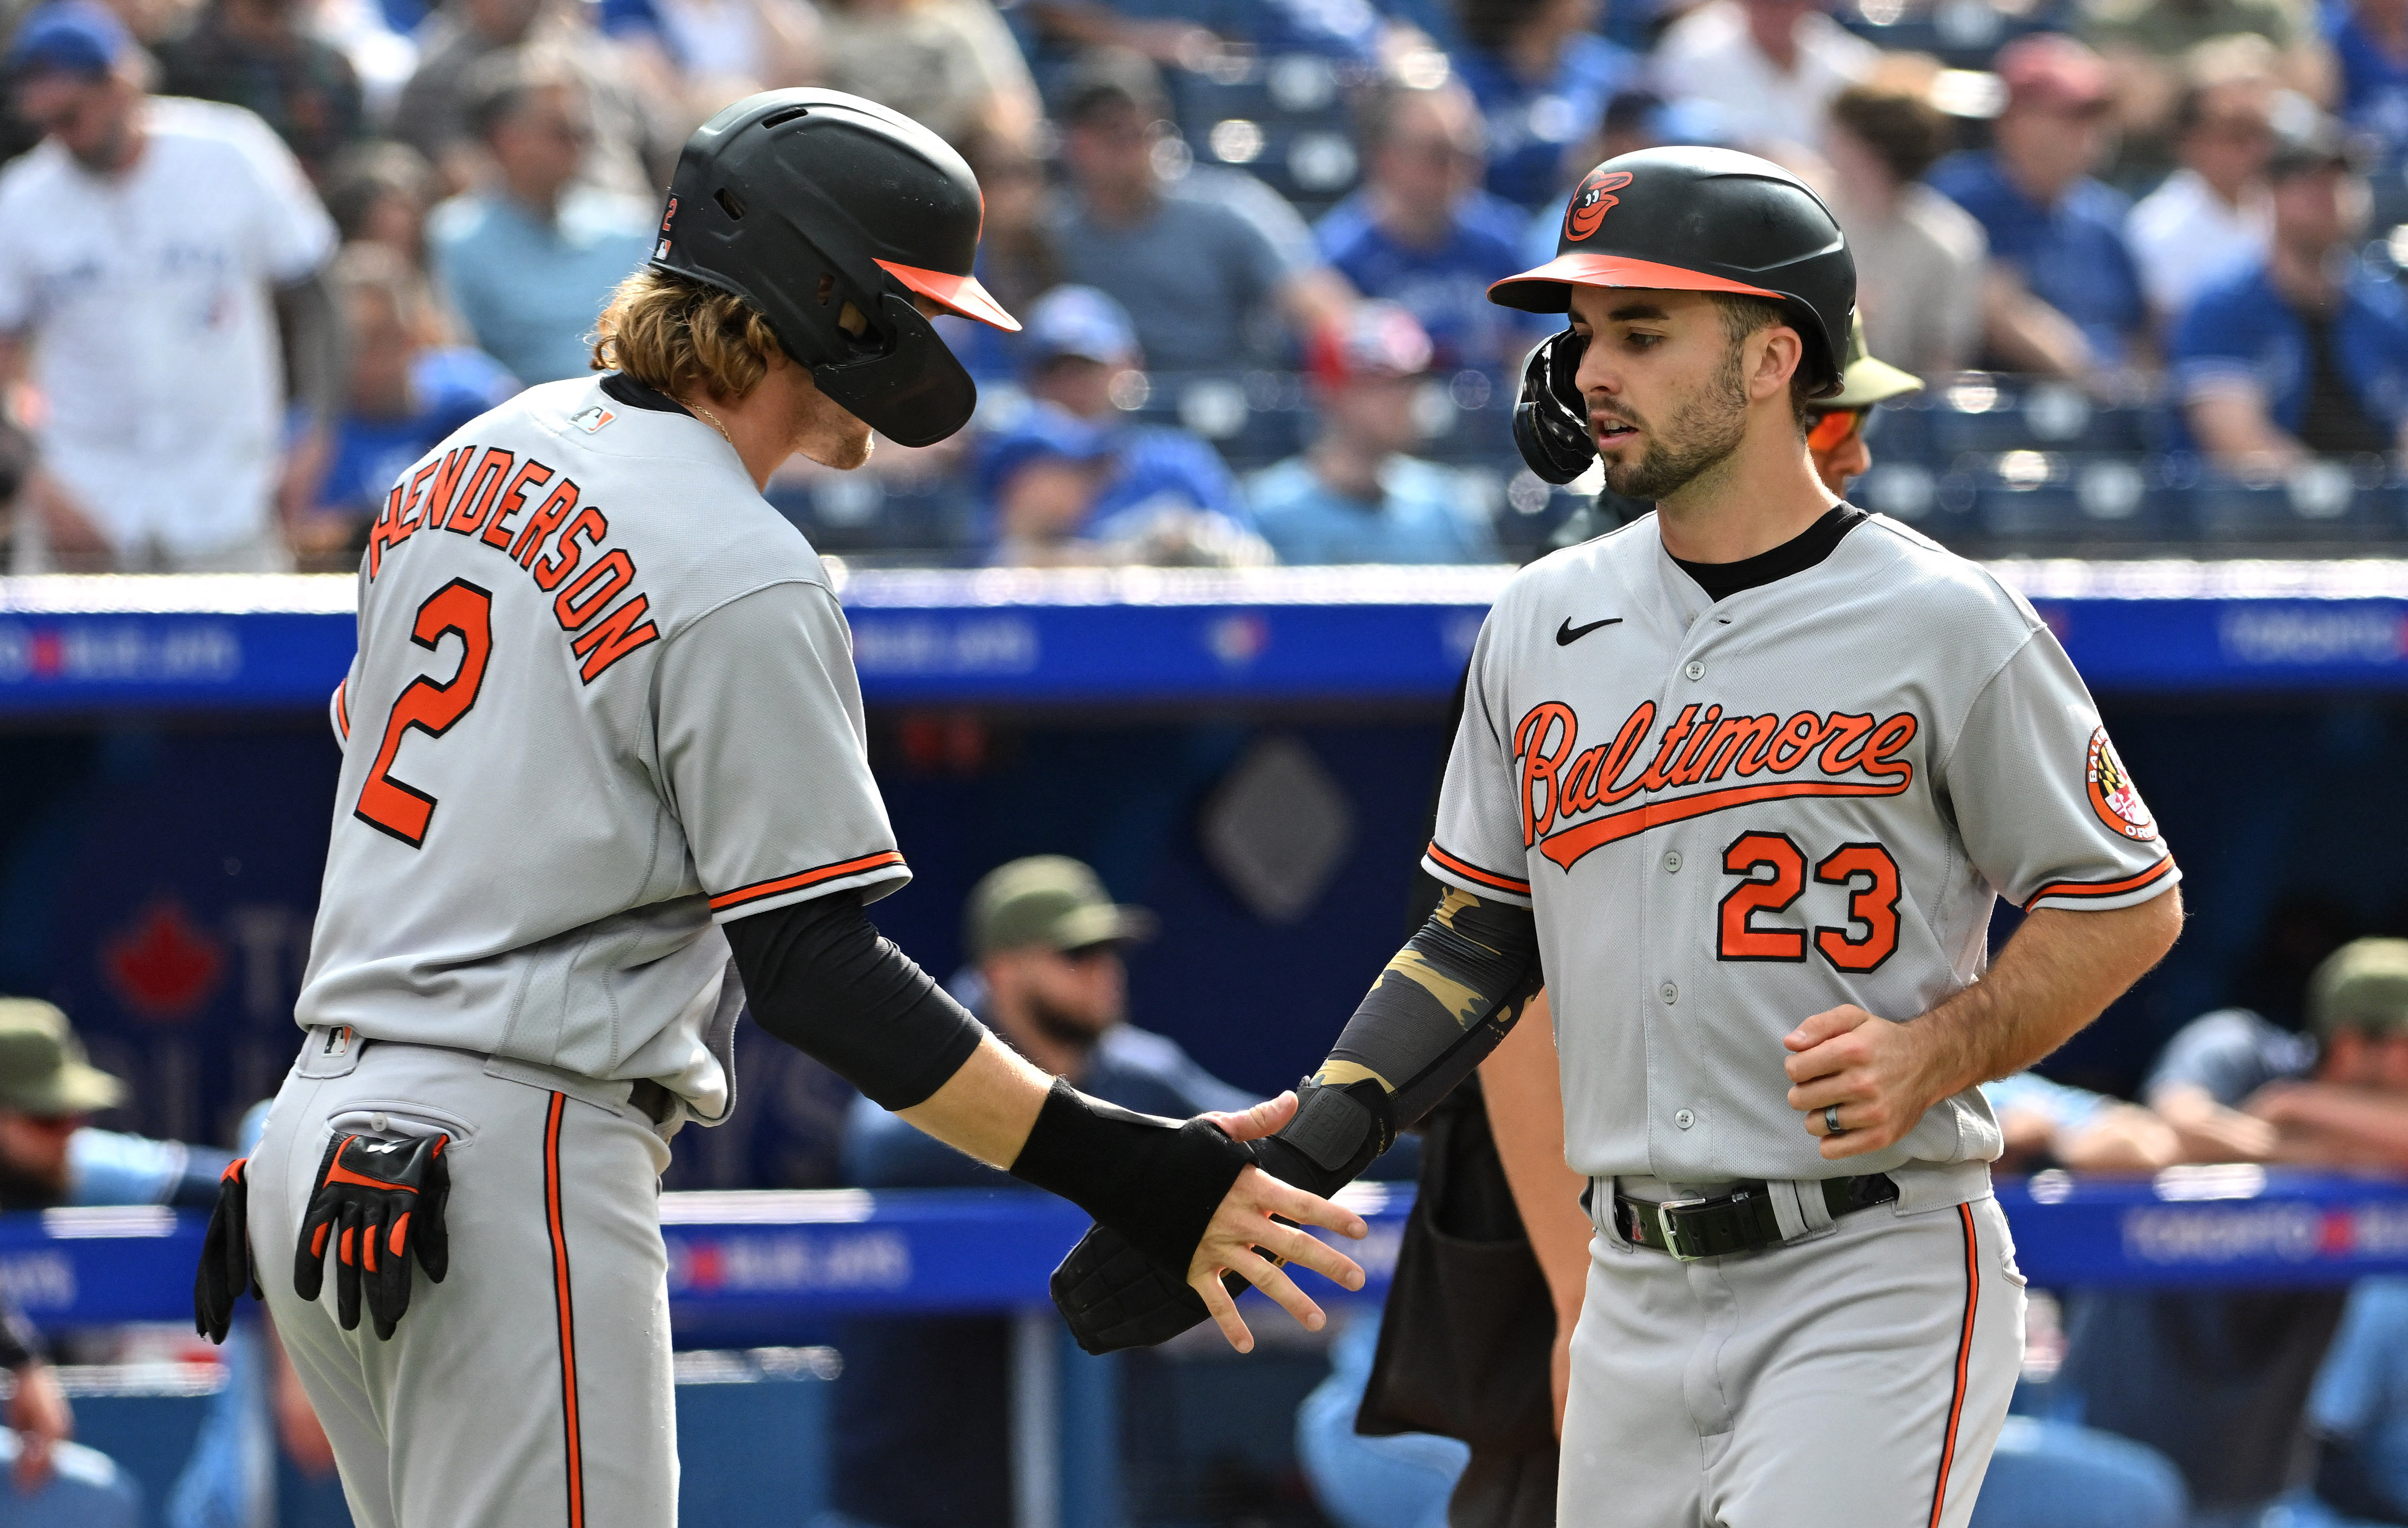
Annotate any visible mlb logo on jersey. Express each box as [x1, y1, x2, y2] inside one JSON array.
[[571, 406, 616, 434]]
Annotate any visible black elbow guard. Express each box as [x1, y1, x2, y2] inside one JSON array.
[[1248, 1078, 1391, 1200], [1009, 1079, 1257, 1278]]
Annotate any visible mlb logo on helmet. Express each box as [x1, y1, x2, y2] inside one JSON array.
[[1564, 167, 1634, 242]]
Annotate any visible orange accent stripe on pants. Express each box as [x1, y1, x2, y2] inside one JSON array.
[[544, 1092, 586, 1528], [1927, 1203, 1981, 1528]]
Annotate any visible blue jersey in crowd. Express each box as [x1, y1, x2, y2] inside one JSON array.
[[1314, 190, 1539, 371], [320, 348, 517, 516], [1927, 150, 2147, 367], [975, 401, 1249, 547], [2331, 5, 2408, 165], [828, 1021, 1253, 1528], [1452, 34, 1645, 211], [1248, 454, 1499, 564], [2169, 262, 2408, 450]]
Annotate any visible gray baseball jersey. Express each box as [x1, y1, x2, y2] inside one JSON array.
[[1425, 512, 2177, 1186], [295, 375, 910, 1123]]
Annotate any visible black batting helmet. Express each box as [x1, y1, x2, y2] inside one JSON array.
[[650, 90, 1020, 447], [1490, 147, 1855, 483]]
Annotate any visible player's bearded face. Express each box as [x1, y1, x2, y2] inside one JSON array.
[[1570, 291, 1752, 502], [791, 375, 875, 470]]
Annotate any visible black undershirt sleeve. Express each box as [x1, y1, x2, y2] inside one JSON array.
[[1252, 889, 1544, 1196], [726, 893, 1259, 1278], [722, 890, 989, 1112]]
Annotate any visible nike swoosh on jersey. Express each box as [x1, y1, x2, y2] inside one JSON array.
[[1556, 617, 1622, 645]]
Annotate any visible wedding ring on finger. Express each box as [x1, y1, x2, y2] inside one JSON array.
[[1823, 1104, 1846, 1136]]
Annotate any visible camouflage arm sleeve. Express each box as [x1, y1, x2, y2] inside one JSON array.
[[1254, 889, 1542, 1195]]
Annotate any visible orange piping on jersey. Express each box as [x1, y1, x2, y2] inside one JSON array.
[[1425, 841, 1531, 896], [2023, 855, 2176, 911], [544, 1091, 587, 1528], [1539, 778, 1912, 871], [708, 851, 909, 913], [333, 680, 349, 740], [1927, 1203, 1980, 1528]]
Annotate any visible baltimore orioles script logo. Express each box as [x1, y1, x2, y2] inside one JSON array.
[[1518, 699, 1919, 869], [1564, 168, 1634, 242], [2086, 726, 2156, 841]]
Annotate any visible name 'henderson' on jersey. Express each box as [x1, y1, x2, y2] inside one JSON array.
[[1422, 512, 2178, 1187], [294, 375, 913, 1124]]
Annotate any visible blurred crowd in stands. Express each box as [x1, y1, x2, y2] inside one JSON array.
[[7, 0, 2408, 569]]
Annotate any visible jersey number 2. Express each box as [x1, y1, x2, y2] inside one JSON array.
[[354, 579, 495, 848], [1717, 832, 1901, 972]]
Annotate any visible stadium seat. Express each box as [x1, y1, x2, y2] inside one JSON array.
[[767, 473, 979, 558], [1913, 374, 2153, 459], [1174, 52, 1368, 213], [1969, 451, 2178, 544], [2179, 459, 2406, 543]]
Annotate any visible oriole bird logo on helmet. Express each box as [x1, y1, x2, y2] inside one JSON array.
[[1564, 168, 1632, 242]]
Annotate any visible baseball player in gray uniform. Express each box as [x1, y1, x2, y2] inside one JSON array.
[[189, 92, 1369, 1528], [1048, 147, 2185, 1527]]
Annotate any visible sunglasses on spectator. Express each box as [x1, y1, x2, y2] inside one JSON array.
[[1804, 407, 1871, 453], [1054, 943, 1121, 965]]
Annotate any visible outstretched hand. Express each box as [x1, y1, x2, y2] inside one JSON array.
[[1185, 1092, 1369, 1353]]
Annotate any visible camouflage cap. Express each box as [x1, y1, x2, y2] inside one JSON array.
[[0, 999, 124, 1116], [1823, 313, 1921, 412], [2308, 939, 2408, 1038], [965, 856, 1159, 960]]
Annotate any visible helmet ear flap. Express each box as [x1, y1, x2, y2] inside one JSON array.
[[1513, 330, 1596, 486]]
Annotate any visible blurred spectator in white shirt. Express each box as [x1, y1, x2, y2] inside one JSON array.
[[428, 50, 653, 384], [2126, 38, 2279, 329], [1822, 83, 1985, 377], [816, 0, 1040, 152], [0, 1, 341, 571], [1652, 0, 1877, 154], [394, 0, 667, 197]]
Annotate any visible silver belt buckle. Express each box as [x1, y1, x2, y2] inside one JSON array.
[[1651, 1196, 1711, 1261]]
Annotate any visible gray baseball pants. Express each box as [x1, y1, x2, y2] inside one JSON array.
[[249, 1029, 679, 1528], [1558, 1180, 2024, 1527]]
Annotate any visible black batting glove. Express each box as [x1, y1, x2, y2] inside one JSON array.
[[194, 1157, 263, 1343], [293, 1132, 452, 1340], [1050, 1079, 1389, 1354]]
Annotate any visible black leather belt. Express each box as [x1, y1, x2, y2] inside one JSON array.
[[1614, 1174, 1899, 1260]]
